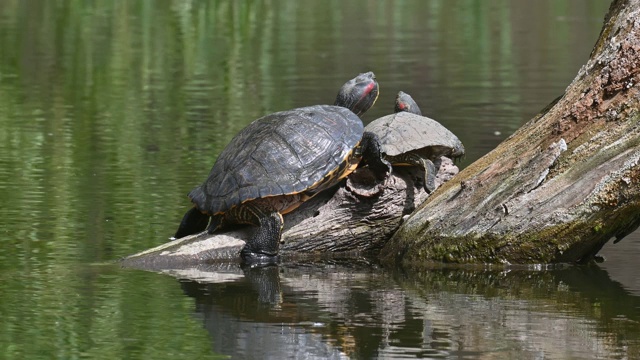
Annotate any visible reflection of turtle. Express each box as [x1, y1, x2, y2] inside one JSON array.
[[174, 72, 390, 264], [364, 91, 465, 193]]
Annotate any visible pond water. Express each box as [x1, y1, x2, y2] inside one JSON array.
[[1, 1, 639, 359]]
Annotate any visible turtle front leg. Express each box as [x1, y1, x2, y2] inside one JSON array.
[[360, 131, 392, 180], [420, 157, 437, 193], [387, 153, 437, 193], [228, 203, 283, 266], [241, 211, 283, 265]]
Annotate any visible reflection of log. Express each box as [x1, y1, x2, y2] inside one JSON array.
[[151, 262, 640, 359], [121, 162, 457, 269], [380, 0, 640, 266]]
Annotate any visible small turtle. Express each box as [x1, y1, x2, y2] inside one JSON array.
[[174, 72, 390, 264], [364, 91, 464, 193]]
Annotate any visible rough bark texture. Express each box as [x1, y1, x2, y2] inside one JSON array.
[[121, 161, 458, 270], [380, 0, 640, 266]]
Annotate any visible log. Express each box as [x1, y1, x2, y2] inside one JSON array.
[[379, 0, 640, 266], [121, 159, 458, 270]]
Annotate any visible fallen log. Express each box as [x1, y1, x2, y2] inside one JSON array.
[[379, 0, 640, 266], [123, 0, 639, 270], [121, 159, 458, 270]]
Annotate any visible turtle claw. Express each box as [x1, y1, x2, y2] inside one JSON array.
[[240, 246, 280, 267]]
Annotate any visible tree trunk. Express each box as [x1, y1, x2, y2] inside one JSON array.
[[379, 0, 640, 266], [123, 0, 640, 270]]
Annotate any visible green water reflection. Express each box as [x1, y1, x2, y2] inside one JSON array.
[[169, 262, 640, 359], [3, 0, 638, 359]]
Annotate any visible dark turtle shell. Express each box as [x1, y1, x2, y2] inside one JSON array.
[[190, 104, 364, 215], [365, 112, 465, 159]]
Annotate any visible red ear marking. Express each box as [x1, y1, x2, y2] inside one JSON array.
[[364, 82, 375, 95]]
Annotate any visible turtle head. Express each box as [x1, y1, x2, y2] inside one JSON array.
[[334, 71, 379, 116], [394, 91, 422, 116], [450, 142, 466, 161]]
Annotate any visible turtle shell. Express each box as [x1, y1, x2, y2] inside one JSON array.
[[190, 104, 364, 215], [365, 112, 464, 159]]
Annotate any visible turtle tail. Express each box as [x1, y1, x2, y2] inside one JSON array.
[[174, 186, 210, 239], [174, 206, 210, 239]]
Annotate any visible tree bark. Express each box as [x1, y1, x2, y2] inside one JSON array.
[[379, 0, 640, 266], [123, 0, 640, 270]]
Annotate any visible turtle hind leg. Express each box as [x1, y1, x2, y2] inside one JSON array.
[[228, 202, 283, 266], [174, 207, 210, 239], [242, 211, 283, 266]]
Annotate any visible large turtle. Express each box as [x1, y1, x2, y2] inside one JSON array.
[[174, 72, 390, 264], [364, 91, 465, 193]]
